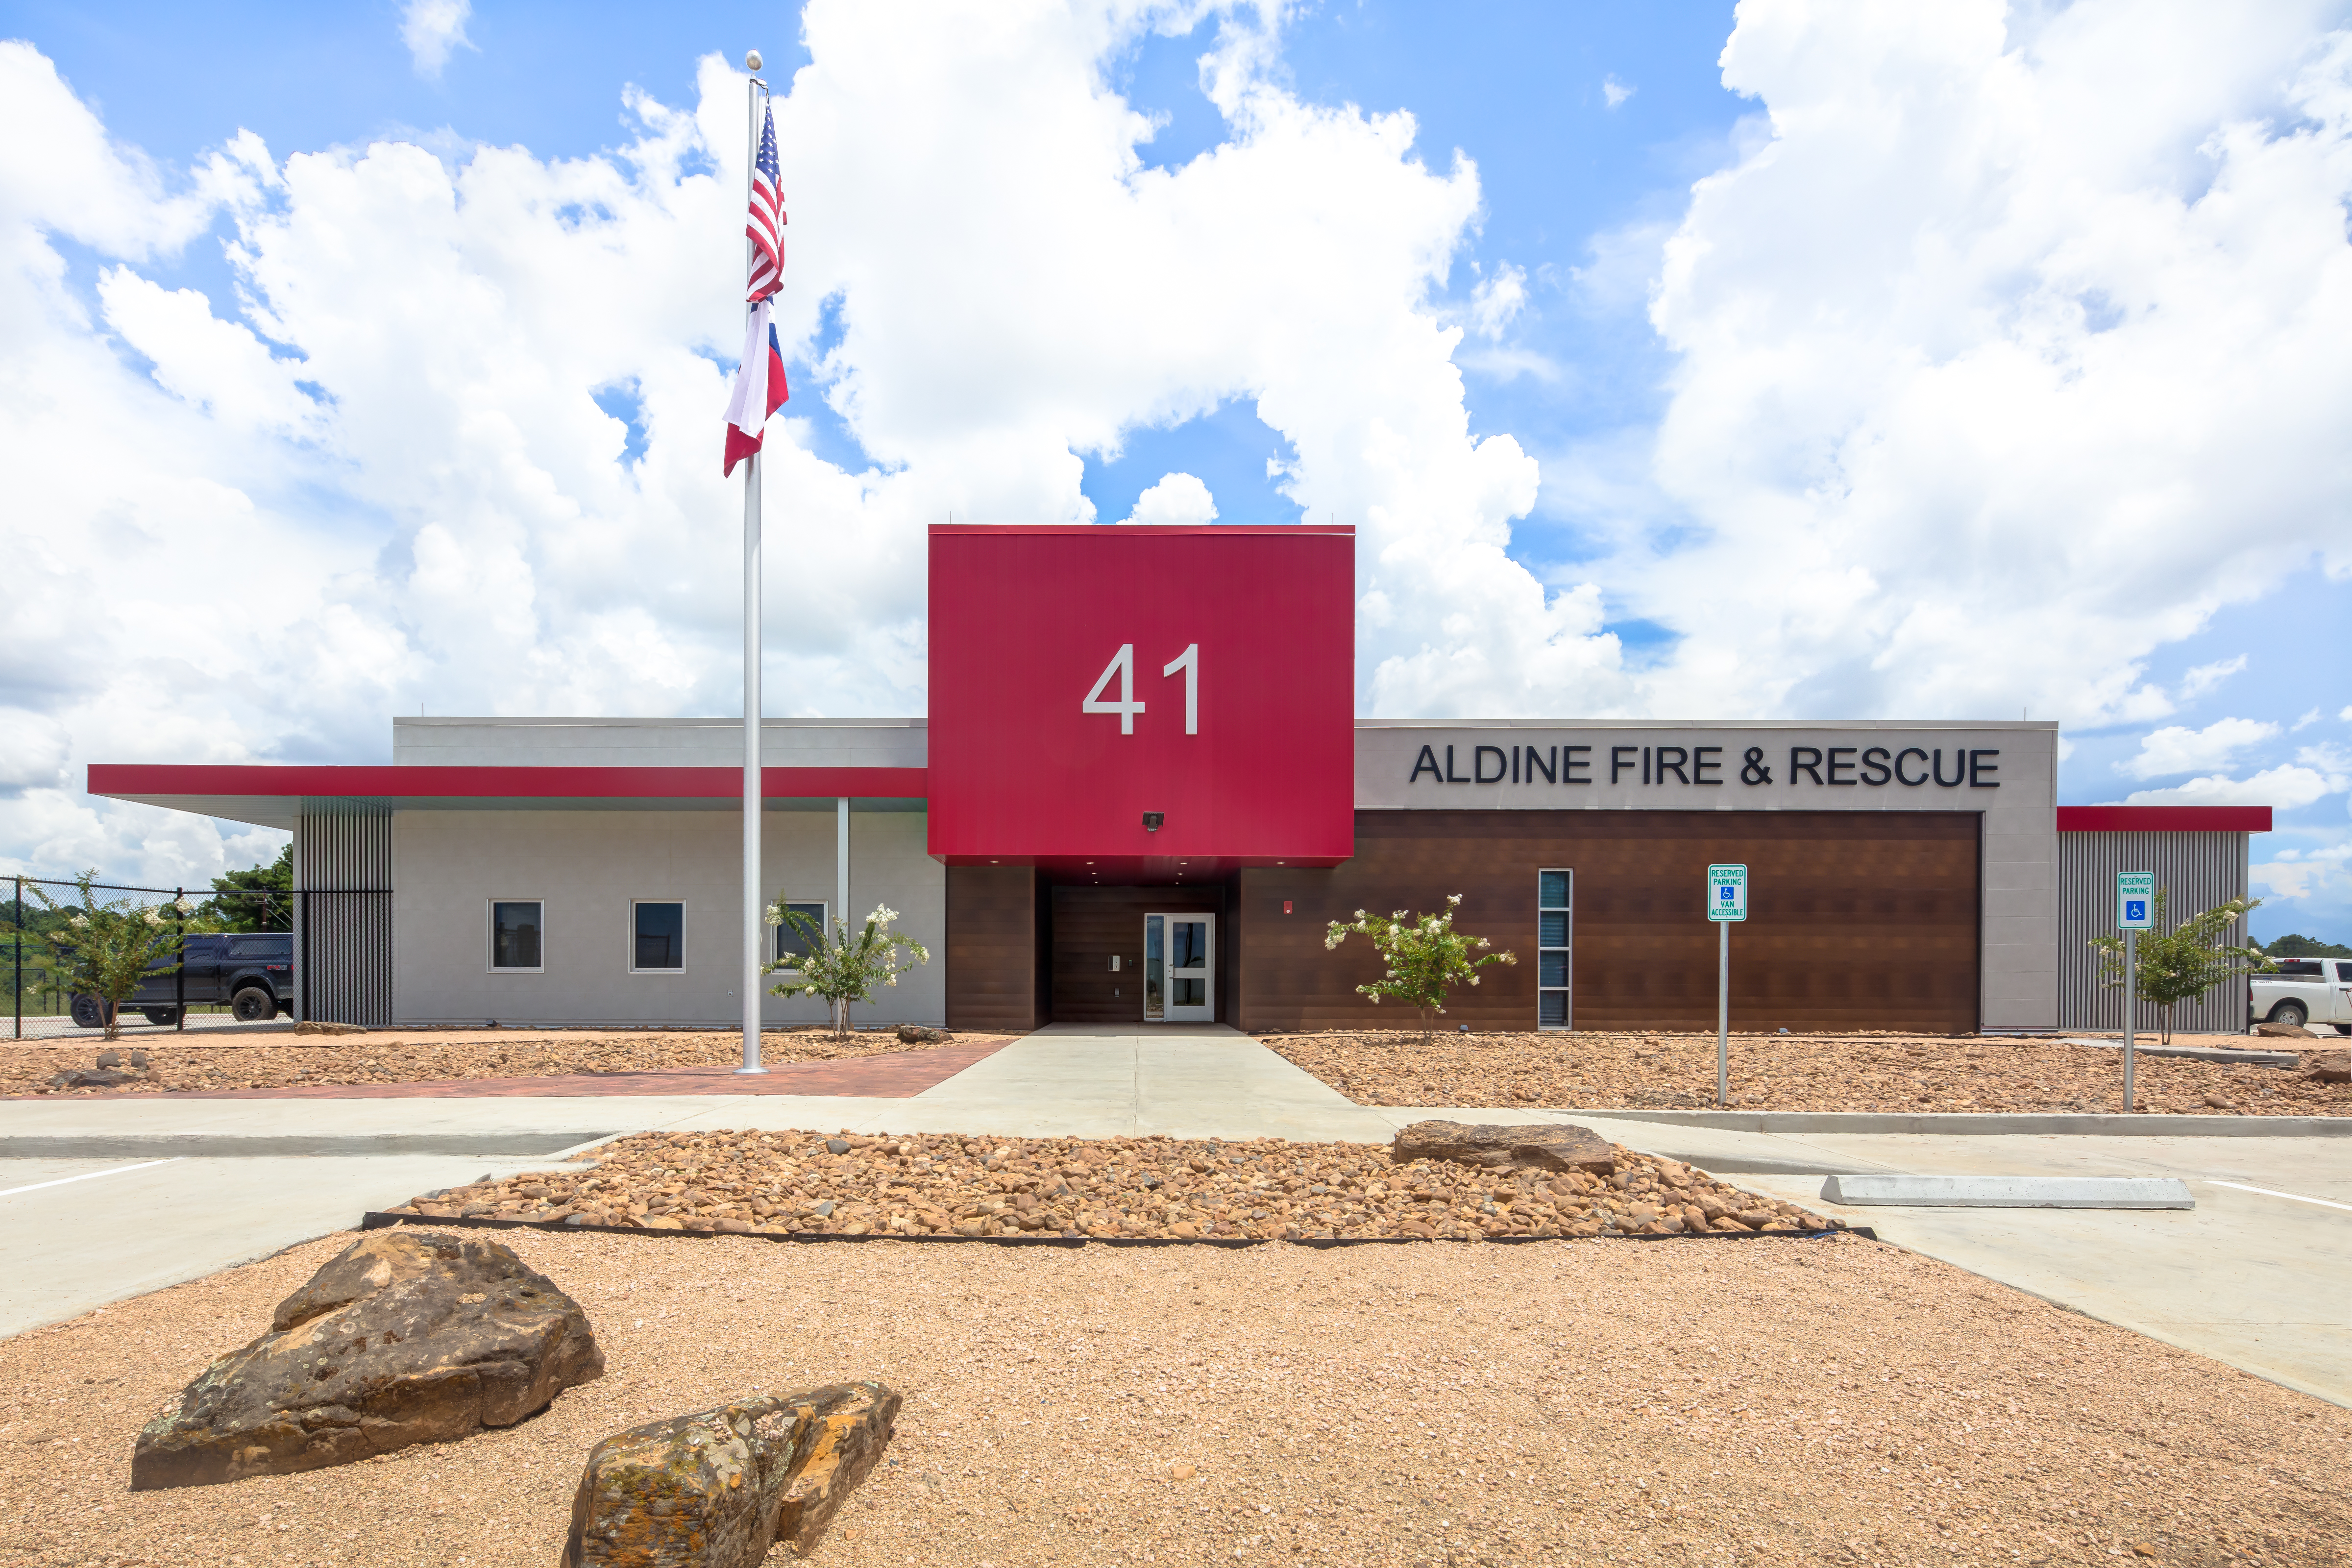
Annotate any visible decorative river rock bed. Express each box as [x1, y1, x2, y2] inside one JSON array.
[[382, 1124, 1841, 1241]]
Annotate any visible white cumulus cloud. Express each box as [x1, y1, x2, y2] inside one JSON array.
[[2124, 764, 2334, 809], [1616, 0, 2352, 728], [400, 0, 476, 78], [2177, 655, 2247, 701], [1467, 262, 1527, 340], [2121, 716, 2280, 779], [1603, 76, 1635, 109], [1124, 472, 1219, 525]]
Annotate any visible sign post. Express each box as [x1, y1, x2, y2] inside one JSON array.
[[1708, 864, 1748, 1107], [2115, 871, 2155, 1111]]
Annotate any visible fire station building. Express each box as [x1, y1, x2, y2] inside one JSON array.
[[89, 526, 2267, 1036]]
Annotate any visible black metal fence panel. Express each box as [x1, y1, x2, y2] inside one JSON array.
[[4, 873, 296, 1041]]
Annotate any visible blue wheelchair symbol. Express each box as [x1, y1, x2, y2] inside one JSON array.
[[2124, 900, 2146, 922], [1719, 887, 1735, 902]]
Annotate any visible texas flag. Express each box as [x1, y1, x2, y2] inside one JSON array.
[[723, 298, 787, 478], [723, 99, 788, 477]]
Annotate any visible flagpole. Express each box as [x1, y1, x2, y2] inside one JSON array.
[[737, 55, 769, 1075]]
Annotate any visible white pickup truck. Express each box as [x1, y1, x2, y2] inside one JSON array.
[[2251, 956, 2352, 1034]]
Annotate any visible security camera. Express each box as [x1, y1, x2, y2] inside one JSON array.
[[1142, 811, 1165, 832]]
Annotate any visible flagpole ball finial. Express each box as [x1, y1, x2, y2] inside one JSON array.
[[745, 49, 763, 71]]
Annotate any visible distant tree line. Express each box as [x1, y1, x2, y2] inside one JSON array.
[[2262, 932, 2351, 959]]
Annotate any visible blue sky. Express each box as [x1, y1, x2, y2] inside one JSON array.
[[3, 0, 2349, 942]]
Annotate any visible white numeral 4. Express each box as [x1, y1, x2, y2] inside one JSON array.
[[1163, 643, 1198, 735], [1083, 644, 1145, 735]]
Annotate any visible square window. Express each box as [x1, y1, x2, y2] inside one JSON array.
[[491, 901, 542, 971], [632, 901, 684, 971], [1539, 910, 1570, 949], [1539, 950, 1569, 987], [1538, 869, 1570, 909], [1538, 990, 1569, 1028], [774, 902, 829, 967]]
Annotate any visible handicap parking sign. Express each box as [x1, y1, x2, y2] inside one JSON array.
[[1707, 863, 1748, 922], [2116, 872, 2155, 931]]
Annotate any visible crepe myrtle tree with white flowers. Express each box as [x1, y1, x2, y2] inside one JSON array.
[[1325, 895, 1515, 1046], [29, 872, 210, 1041], [764, 900, 931, 1039]]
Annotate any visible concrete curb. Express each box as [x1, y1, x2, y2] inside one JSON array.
[[2059, 1038, 2300, 1068], [0, 1132, 619, 1160], [1820, 1174, 2196, 1209], [1550, 1110, 2352, 1136], [357, 1210, 1875, 1248]]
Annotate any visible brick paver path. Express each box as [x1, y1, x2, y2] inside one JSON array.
[[139, 1042, 1009, 1100]]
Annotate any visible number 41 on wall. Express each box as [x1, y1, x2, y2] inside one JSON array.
[[1083, 643, 1199, 735]]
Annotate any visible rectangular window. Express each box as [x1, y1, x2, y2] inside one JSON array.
[[632, 901, 684, 972], [1537, 869, 1571, 1030], [490, 900, 543, 972], [773, 902, 829, 969]]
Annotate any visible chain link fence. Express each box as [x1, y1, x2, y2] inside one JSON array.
[[4, 873, 295, 1041]]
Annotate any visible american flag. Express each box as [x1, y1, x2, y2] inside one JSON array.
[[746, 100, 784, 302]]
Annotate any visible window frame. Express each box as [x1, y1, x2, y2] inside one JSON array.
[[771, 900, 831, 977], [488, 898, 546, 975], [1536, 869, 1572, 1031], [628, 898, 687, 975]]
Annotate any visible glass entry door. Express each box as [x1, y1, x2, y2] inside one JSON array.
[[1143, 913, 1215, 1023]]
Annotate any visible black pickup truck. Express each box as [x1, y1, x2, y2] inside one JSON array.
[[70, 933, 295, 1028]]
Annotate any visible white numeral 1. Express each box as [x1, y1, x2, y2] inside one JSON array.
[[1163, 643, 1199, 735], [1082, 644, 1145, 734]]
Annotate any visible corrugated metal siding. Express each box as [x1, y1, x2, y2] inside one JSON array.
[[2058, 831, 2249, 1033], [296, 813, 392, 1026]]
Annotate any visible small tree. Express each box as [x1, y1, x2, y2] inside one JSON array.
[[28, 873, 208, 1041], [1324, 894, 1515, 1045], [764, 901, 931, 1039], [198, 845, 293, 931], [2087, 888, 2272, 1047]]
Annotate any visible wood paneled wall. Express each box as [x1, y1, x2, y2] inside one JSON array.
[[944, 865, 1044, 1031], [1049, 885, 1226, 1024], [1237, 810, 1981, 1034]]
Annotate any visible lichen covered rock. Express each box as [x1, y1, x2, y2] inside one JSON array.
[[130, 1229, 602, 1489], [563, 1381, 900, 1567], [1392, 1119, 1619, 1175]]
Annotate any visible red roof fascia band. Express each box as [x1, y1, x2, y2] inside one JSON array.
[[2056, 806, 2271, 833], [88, 764, 929, 801]]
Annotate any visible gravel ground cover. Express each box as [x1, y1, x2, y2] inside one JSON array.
[[0, 1028, 1002, 1097], [1262, 1030, 2352, 1116], [379, 1128, 1842, 1240], [4, 1229, 2345, 1568]]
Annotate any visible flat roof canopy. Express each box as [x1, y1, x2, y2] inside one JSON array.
[[86, 764, 930, 831]]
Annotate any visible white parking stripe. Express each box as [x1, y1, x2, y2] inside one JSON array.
[[0, 1157, 182, 1198], [2203, 1179, 2352, 1215]]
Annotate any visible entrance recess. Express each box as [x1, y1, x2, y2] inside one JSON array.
[[1143, 912, 1215, 1023]]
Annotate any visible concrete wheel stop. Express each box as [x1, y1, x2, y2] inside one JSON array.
[[1819, 1174, 2195, 1209]]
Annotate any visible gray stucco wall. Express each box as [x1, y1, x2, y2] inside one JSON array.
[[1354, 721, 2060, 1033], [391, 807, 946, 1027]]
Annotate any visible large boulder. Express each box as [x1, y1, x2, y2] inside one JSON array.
[[2255, 1020, 2317, 1039], [131, 1229, 603, 1490], [1392, 1119, 1618, 1175], [2305, 1051, 2350, 1085], [563, 1381, 900, 1568]]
